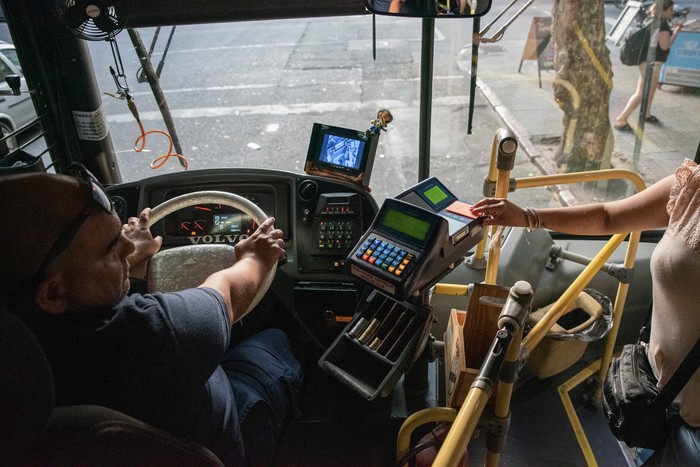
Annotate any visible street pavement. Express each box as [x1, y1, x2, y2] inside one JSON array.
[[472, 32, 700, 200]]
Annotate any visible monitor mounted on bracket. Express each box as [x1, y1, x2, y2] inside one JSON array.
[[305, 123, 378, 191]]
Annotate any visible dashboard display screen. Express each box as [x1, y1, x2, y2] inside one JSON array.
[[213, 213, 242, 233]]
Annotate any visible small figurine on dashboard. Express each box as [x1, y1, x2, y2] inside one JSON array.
[[365, 109, 393, 138]]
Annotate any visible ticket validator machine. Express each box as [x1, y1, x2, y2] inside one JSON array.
[[319, 177, 486, 400]]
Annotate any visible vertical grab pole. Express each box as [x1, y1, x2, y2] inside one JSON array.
[[467, 131, 500, 270], [434, 282, 533, 467], [484, 129, 518, 285], [418, 18, 435, 182]]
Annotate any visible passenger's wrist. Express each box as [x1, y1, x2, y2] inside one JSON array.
[[523, 207, 541, 231]]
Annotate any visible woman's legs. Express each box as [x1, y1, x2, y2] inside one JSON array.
[[615, 64, 646, 126], [615, 62, 662, 126]]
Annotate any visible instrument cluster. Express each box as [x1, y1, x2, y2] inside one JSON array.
[[163, 203, 256, 238], [162, 192, 274, 241]]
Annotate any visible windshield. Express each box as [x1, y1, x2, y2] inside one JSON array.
[[10, 1, 700, 208], [87, 14, 555, 207]]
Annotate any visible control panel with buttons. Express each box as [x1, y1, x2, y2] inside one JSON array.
[[346, 178, 485, 301]]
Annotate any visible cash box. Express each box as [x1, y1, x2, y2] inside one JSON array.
[[318, 289, 432, 400]]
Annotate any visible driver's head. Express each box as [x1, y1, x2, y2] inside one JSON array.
[[0, 168, 134, 316]]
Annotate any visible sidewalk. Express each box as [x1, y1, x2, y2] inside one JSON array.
[[472, 36, 700, 196]]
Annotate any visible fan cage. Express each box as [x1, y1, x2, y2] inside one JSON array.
[[58, 1, 126, 41]]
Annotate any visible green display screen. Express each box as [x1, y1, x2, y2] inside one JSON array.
[[423, 185, 448, 206], [382, 208, 431, 242]]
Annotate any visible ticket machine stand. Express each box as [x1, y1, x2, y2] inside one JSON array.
[[319, 177, 486, 401]]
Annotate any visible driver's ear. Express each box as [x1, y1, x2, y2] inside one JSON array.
[[35, 274, 69, 315]]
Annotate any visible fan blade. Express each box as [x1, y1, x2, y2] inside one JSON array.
[[61, 3, 92, 31], [92, 9, 120, 34]]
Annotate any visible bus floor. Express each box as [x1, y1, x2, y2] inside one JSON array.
[[275, 348, 634, 466], [275, 353, 442, 467], [466, 354, 635, 466]]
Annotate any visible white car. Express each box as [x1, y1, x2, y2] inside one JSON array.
[[0, 41, 38, 150]]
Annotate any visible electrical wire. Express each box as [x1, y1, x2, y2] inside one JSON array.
[[127, 96, 189, 170]]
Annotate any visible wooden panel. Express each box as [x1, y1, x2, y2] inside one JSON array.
[[462, 283, 510, 370]]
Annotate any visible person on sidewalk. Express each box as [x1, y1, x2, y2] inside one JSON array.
[[0, 165, 303, 466], [470, 158, 700, 465], [614, 0, 682, 131]]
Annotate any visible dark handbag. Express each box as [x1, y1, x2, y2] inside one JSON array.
[[602, 338, 700, 450]]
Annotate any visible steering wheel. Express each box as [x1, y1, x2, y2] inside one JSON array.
[[147, 191, 276, 320]]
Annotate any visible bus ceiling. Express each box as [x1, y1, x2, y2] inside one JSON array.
[[49, 0, 493, 27]]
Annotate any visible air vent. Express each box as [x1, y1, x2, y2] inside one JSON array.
[[297, 179, 318, 202]]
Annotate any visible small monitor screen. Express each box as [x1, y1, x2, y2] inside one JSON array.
[[319, 133, 365, 171], [423, 185, 449, 205], [403, 177, 457, 212], [305, 123, 378, 187]]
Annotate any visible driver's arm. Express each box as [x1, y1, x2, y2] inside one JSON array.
[[199, 217, 285, 325]]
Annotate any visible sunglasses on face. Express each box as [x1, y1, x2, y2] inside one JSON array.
[[32, 163, 114, 280]]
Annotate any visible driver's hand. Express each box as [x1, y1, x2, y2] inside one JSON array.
[[123, 208, 163, 279], [234, 217, 286, 271]]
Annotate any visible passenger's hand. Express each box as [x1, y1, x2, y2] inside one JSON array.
[[234, 217, 285, 271], [123, 208, 163, 279], [470, 198, 528, 228]]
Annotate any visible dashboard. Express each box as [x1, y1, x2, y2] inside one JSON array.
[[106, 168, 380, 344]]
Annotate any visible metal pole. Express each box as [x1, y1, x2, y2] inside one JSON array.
[[468, 17, 480, 134], [418, 18, 434, 182], [632, 0, 664, 172], [127, 28, 185, 166]]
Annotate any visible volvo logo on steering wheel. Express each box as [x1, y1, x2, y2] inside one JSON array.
[[188, 234, 250, 245]]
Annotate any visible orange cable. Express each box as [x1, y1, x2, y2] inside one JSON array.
[[127, 97, 188, 170]]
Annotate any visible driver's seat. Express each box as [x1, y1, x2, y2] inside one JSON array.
[[0, 307, 223, 466]]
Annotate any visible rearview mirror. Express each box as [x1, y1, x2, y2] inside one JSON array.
[[365, 0, 491, 17]]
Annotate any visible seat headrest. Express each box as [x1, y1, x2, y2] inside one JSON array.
[[0, 307, 55, 462]]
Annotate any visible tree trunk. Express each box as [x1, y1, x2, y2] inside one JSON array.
[[551, 0, 614, 173]]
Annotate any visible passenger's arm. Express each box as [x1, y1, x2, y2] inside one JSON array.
[[389, 0, 404, 13], [470, 174, 674, 235], [123, 208, 163, 280], [199, 217, 285, 325], [658, 23, 682, 51]]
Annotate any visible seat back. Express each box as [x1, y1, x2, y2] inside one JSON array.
[[0, 307, 54, 463], [0, 307, 224, 466]]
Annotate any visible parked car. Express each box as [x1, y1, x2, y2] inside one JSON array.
[[0, 41, 38, 150]]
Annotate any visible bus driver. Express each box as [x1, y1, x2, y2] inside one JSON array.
[[0, 166, 303, 466]]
